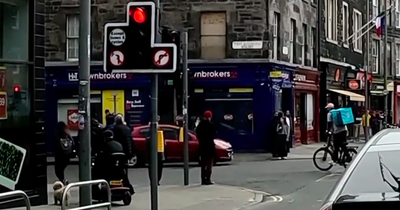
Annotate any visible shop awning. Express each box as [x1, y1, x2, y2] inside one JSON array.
[[328, 89, 365, 102]]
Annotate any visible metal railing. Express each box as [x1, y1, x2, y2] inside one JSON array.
[[0, 190, 31, 210], [61, 179, 111, 210]]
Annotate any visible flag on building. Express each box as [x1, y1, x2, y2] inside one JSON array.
[[376, 12, 386, 37]]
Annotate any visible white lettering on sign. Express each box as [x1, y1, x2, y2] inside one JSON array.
[[109, 28, 126, 46], [294, 74, 306, 81], [397, 85, 400, 93], [0, 97, 5, 106], [232, 41, 263, 49], [68, 112, 79, 123], [193, 71, 237, 78], [68, 72, 130, 81], [127, 100, 145, 108], [281, 73, 289, 79]]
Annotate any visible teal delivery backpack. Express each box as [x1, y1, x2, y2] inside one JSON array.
[[330, 108, 354, 126]]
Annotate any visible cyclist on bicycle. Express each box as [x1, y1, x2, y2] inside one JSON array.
[[326, 103, 347, 163]]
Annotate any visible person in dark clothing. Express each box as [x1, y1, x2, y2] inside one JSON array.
[[271, 111, 289, 159], [196, 110, 217, 185], [54, 121, 74, 184], [113, 115, 133, 158], [102, 130, 124, 155], [112, 115, 134, 193], [370, 111, 380, 136], [105, 109, 115, 129], [100, 130, 134, 195]]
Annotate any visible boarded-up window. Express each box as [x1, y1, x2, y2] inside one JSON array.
[[200, 12, 226, 59]]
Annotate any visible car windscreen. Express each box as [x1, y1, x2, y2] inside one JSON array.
[[341, 144, 400, 195]]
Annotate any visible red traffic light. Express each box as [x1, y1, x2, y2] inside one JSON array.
[[130, 7, 146, 23], [171, 32, 179, 42], [13, 85, 20, 92]]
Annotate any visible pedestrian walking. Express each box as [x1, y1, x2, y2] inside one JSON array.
[[105, 109, 115, 129], [113, 114, 134, 194], [54, 121, 74, 184], [196, 110, 217, 185], [285, 110, 293, 152], [271, 111, 289, 159]]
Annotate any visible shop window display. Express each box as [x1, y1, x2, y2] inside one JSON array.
[[0, 0, 31, 193], [0, 64, 30, 128], [0, 0, 29, 61]]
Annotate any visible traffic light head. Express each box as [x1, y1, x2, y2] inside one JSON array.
[[13, 85, 20, 92], [171, 31, 180, 43], [130, 7, 146, 23], [13, 85, 21, 102], [104, 1, 177, 73], [126, 2, 155, 68]]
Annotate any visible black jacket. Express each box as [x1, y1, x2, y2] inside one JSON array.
[[196, 119, 216, 156], [105, 113, 115, 127], [104, 139, 124, 155], [113, 124, 133, 157]]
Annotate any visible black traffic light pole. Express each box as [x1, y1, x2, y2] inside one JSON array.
[[104, 3, 178, 209], [182, 31, 189, 185], [78, 0, 92, 205], [150, 1, 160, 210]]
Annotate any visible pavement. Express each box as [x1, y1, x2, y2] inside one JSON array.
[[26, 140, 366, 210], [10, 184, 264, 210]]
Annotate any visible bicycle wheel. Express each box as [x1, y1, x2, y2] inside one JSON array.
[[313, 147, 334, 171]]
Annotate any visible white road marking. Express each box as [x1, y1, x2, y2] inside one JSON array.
[[269, 195, 283, 202], [275, 196, 283, 202]]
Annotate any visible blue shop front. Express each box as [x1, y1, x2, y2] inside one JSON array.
[[45, 66, 152, 153], [188, 62, 294, 152], [45, 62, 294, 153]]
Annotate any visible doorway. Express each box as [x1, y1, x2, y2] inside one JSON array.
[[294, 92, 315, 144], [203, 98, 254, 150]]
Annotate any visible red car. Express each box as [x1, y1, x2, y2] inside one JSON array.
[[128, 124, 233, 167]]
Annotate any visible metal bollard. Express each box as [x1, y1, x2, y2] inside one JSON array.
[[0, 190, 31, 210], [61, 179, 111, 210]]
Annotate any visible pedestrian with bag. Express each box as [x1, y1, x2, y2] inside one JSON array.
[[54, 121, 74, 184], [326, 103, 352, 164], [196, 110, 217, 185], [271, 111, 289, 160]]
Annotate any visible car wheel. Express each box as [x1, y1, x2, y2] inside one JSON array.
[[127, 154, 138, 167]]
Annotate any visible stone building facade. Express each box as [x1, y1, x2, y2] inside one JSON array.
[[366, 0, 400, 117], [45, 0, 316, 65], [320, 0, 366, 67]]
